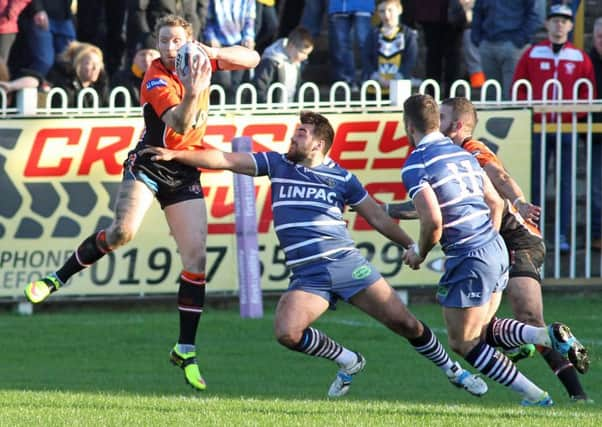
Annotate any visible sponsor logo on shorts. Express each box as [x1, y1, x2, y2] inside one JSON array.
[[467, 292, 482, 299], [436, 285, 449, 297], [352, 265, 372, 280]]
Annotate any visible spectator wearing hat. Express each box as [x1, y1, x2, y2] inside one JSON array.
[[111, 35, 159, 106], [471, 0, 539, 99], [512, 4, 597, 252]]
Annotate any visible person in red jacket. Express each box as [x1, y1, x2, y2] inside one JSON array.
[[512, 4, 597, 252], [0, 0, 32, 60]]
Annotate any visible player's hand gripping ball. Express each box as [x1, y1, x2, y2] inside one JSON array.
[[175, 42, 210, 78]]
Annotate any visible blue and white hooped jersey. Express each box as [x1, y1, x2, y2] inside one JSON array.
[[251, 151, 368, 267], [401, 132, 498, 255]]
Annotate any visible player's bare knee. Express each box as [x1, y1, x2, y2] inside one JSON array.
[[106, 225, 134, 247], [448, 338, 473, 357], [274, 328, 301, 349], [389, 316, 421, 338]]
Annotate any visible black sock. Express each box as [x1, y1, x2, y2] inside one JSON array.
[[177, 271, 206, 345], [407, 321, 452, 368], [56, 230, 112, 283], [294, 327, 344, 360], [538, 346, 587, 399]]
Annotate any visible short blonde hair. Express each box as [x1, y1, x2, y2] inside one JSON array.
[[61, 41, 103, 67], [155, 14, 194, 40]]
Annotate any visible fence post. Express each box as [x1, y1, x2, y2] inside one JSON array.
[[232, 136, 263, 318], [389, 79, 412, 106], [16, 87, 38, 115]]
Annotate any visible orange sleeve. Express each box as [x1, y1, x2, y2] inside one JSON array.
[[140, 63, 181, 117], [462, 139, 503, 169]]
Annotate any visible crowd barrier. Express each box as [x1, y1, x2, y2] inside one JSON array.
[[0, 78, 601, 302]]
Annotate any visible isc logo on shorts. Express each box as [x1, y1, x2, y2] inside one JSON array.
[[352, 265, 372, 280], [467, 292, 482, 299]]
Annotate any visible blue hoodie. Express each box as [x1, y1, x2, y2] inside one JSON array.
[[471, 0, 539, 48], [328, 0, 374, 15]]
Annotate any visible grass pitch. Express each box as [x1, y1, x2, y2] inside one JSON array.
[[1, 293, 600, 426]]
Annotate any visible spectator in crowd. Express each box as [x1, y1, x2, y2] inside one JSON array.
[[0, 55, 40, 106], [252, 26, 313, 103], [76, 0, 127, 76], [126, 0, 201, 66], [0, 0, 32, 61], [460, 0, 485, 89], [300, 0, 327, 38], [365, 0, 417, 94], [9, 0, 75, 78], [46, 41, 109, 108], [471, 0, 539, 100], [414, 0, 464, 97], [588, 17, 602, 250], [204, 0, 256, 103], [328, 0, 375, 89], [512, 4, 597, 252], [111, 34, 159, 106], [255, 0, 278, 54]]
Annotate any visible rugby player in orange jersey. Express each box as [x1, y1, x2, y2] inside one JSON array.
[[24, 14, 260, 392]]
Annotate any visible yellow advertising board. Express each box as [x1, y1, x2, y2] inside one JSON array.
[[0, 110, 532, 298]]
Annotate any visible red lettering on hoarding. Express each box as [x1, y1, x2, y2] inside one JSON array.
[[204, 124, 237, 144], [205, 184, 274, 234], [242, 124, 288, 152], [352, 182, 408, 230], [373, 122, 412, 169], [78, 127, 135, 175], [24, 128, 82, 177], [329, 121, 379, 169]]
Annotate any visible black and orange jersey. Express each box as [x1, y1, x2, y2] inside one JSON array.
[[138, 57, 216, 151], [461, 138, 543, 248]]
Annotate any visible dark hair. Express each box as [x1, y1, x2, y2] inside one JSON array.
[[441, 97, 478, 129], [155, 15, 194, 41], [300, 111, 335, 153], [288, 27, 314, 50], [403, 94, 439, 133]]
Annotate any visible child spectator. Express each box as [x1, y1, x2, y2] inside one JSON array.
[[46, 41, 109, 107], [252, 26, 313, 103], [110, 34, 159, 106], [366, 0, 417, 95]]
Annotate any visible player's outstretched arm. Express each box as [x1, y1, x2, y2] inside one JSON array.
[[482, 172, 504, 231], [383, 200, 419, 220], [482, 162, 541, 224], [353, 196, 414, 249], [199, 43, 260, 71], [141, 147, 257, 176], [404, 186, 442, 269]]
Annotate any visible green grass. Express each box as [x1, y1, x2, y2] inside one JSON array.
[[1, 293, 601, 426]]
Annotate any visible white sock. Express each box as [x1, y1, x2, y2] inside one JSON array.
[[334, 347, 358, 368]]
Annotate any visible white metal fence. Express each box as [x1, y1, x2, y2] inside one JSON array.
[[2, 78, 601, 281]]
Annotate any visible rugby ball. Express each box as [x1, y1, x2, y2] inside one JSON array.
[[175, 42, 209, 77]]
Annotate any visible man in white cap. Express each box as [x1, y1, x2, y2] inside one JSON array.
[[512, 3, 597, 254]]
